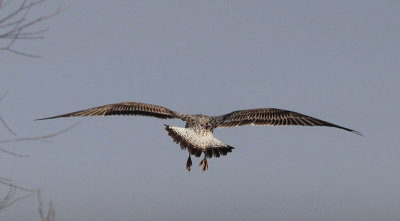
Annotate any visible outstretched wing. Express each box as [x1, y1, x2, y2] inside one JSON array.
[[214, 108, 362, 136], [36, 102, 181, 120]]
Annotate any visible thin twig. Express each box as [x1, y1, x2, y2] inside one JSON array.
[[0, 0, 66, 57], [0, 114, 17, 135], [37, 189, 56, 221], [37, 189, 45, 221], [3, 5, 62, 39], [47, 201, 55, 221], [0, 179, 36, 192], [0, 19, 23, 29], [0, 146, 29, 157], [0, 92, 16, 135], [10, 28, 48, 35], [0, 181, 37, 211], [4, 192, 35, 207], [0, 177, 13, 182], [1, 35, 44, 39], [4, 47, 41, 57], [0, 0, 47, 25], [2, 28, 48, 39], [0, 122, 79, 144]]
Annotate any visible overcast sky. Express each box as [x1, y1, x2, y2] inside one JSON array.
[[1, 0, 399, 220]]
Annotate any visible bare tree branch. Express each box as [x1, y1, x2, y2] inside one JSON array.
[[37, 190, 55, 221], [0, 180, 57, 220], [3, 192, 36, 208], [0, 146, 29, 157], [1, 28, 47, 39], [1, 1, 67, 215], [0, 92, 17, 135], [0, 93, 79, 157], [0, 91, 79, 158], [0, 122, 79, 144], [0, 179, 36, 211], [0, 0, 66, 57], [0, 117, 74, 219], [0, 115, 16, 135], [0, 177, 13, 182], [1, 171, 55, 221], [0, 180, 36, 194]]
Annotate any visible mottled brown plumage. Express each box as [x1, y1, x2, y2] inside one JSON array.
[[36, 102, 180, 120], [214, 108, 363, 136], [37, 101, 362, 171]]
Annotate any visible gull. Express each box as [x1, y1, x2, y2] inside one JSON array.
[[36, 102, 362, 172]]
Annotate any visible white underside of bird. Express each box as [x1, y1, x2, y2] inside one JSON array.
[[166, 125, 227, 149]]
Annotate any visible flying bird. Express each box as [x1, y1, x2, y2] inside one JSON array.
[[36, 102, 362, 172]]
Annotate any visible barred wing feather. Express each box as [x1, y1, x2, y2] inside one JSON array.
[[36, 102, 180, 120], [215, 108, 362, 136]]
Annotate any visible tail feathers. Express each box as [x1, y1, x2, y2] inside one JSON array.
[[164, 124, 234, 158]]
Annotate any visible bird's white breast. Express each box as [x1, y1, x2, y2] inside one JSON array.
[[168, 126, 226, 149]]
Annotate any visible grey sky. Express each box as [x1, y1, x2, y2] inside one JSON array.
[[1, 0, 399, 220]]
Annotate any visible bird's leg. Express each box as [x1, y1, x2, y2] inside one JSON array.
[[186, 154, 192, 171], [199, 156, 208, 172]]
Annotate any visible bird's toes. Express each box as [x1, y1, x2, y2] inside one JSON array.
[[199, 157, 208, 172], [186, 155, 192, 172]]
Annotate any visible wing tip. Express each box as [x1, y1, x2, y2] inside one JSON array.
[[351, 130, 364, 137], [35, 114, 72, 121], [335, 124, 363, 136], [35, 116, 54, 121]]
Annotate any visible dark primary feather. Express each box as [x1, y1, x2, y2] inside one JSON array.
[[36, 102, 180, 120], [214, 108, 363, 136]]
